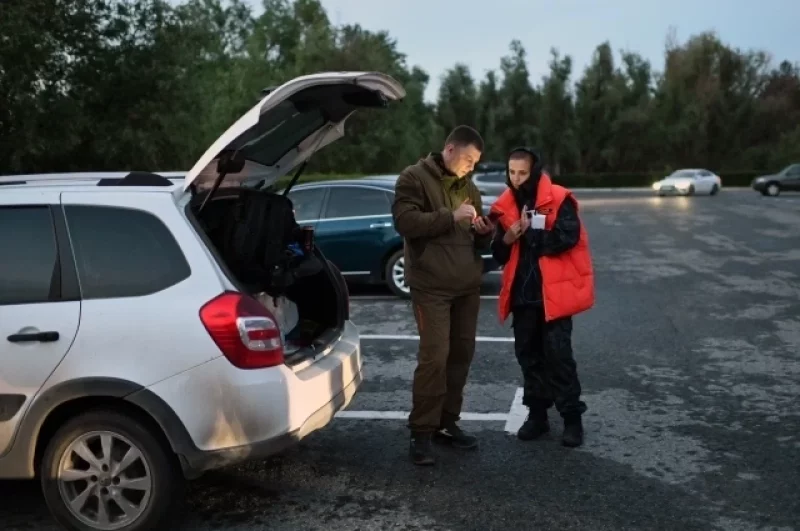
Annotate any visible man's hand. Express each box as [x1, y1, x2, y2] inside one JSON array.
[[502, 219, 525, 245], [473, 215, 494, 235], [453, 198, 477, 223]]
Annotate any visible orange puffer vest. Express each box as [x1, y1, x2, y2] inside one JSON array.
[[490, 173, 595, 323]]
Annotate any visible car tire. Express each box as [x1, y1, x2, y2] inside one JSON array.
[[686, 185, 695, 196], [710, 184, 719, 195], [41, 408, 185, 531], [766, 183, 781, 197], [385, 249, 410, 299]]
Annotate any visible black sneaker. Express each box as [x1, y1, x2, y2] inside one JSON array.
[[561, 415, 584, 448], [410, 433, 435, 465], [517, 409, 550, 441], [434, 422, 478, 450]]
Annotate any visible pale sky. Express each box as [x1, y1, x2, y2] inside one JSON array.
[[239, 0, 799, 102]]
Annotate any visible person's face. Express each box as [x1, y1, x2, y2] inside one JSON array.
[[508, 156, 533, 189], [443, 143, 482, 178]]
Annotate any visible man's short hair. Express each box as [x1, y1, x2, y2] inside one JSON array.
[[444, 125, 484, 152]]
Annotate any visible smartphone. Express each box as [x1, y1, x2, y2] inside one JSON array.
[[487, 211, 503, 222]]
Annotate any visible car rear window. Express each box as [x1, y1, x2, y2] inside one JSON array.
[[0, 206, 58, 305], [230, 100, 326, 168], [64, 205, 191, 299]]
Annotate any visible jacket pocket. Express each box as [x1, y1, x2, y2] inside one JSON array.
[[422, 240, 483, 291]]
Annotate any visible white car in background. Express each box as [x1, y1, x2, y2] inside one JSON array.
[[652, 169, 722, 196]]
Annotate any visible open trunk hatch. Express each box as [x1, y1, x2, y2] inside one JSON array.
[[184, 72, 405, 193]]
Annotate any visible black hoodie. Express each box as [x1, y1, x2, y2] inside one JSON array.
[[490, 147, 582, 310], [507, 147, 544, 210]]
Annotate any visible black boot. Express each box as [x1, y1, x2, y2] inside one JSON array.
[[517, 405, 550, 441], [561, 414, 584, 447], [434, 421, 478, 450], [410, 432, 435, 465]]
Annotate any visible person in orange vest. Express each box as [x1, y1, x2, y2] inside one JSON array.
[[489, 147, 595, 447]]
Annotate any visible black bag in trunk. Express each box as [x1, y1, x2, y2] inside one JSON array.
[[223, 189, 298, 294]]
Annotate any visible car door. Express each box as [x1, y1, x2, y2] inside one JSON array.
[[313, 185, 394, 275], [783, 164, 800, 191], [0, 193, 81, 456], [697, 170, 716, 192]]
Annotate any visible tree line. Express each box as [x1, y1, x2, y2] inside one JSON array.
[[2, 0, 799, 186]]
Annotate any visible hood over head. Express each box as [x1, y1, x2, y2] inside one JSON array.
[[506, 146, 543, 206]]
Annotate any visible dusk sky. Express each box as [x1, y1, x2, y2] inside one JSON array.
[[240, 0, 799, 102]]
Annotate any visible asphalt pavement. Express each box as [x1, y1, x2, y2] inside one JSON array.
[[3, 189, 799, 530]]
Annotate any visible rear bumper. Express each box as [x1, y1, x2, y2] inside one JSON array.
[[144, 320, 363, 478], [751, 180, 766, 192], [179, 361, 362, 478]]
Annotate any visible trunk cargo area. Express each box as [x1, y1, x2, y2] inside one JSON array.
[[187, 187, 348, 365]]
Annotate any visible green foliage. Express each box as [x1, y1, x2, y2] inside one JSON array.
[[1, 1, 798, 182]]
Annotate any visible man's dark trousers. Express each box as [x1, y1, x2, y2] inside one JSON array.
[[408, 288, 481, 432], [511, 304, 587, 416]]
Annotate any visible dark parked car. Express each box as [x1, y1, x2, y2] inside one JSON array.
[[286, 176, 498, 297], [752, 164, 800, 196]]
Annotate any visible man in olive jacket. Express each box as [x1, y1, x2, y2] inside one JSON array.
[[392, 125, 494, 466]]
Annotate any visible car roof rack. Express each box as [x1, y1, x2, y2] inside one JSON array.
[[97, 171, 174, 187]]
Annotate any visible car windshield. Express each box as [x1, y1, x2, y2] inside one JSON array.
[[669, 170, 697, 178]]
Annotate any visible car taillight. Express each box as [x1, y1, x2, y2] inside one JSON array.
[[199, 292, 284, 369]]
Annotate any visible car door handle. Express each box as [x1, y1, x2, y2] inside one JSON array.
[[7, 331, 60, 343], [369, 222, 392, 229]]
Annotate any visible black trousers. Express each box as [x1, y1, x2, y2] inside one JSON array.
[[511, 305, 587, 417]]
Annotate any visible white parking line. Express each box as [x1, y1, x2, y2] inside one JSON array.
[[335, 411, 508, 421], [361, 334, 513, 342], [503, 387, 527, 434], [335, 387, 524, 430]]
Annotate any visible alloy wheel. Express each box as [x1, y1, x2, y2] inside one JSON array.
[[391, 256, 410, 295], [57, 430, 153, 530]]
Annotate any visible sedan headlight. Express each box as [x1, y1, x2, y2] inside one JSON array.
[[652, 182, 661, 190]]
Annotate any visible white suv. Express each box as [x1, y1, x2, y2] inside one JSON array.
[[0, 72, 406, 531]]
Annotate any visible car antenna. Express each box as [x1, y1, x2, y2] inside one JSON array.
[[281, 125, 332, 196]]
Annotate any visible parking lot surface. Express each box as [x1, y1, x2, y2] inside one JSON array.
[[3, 189, 799, 530]]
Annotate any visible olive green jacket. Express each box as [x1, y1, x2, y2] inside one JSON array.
[[392, 154, 490, 295]]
